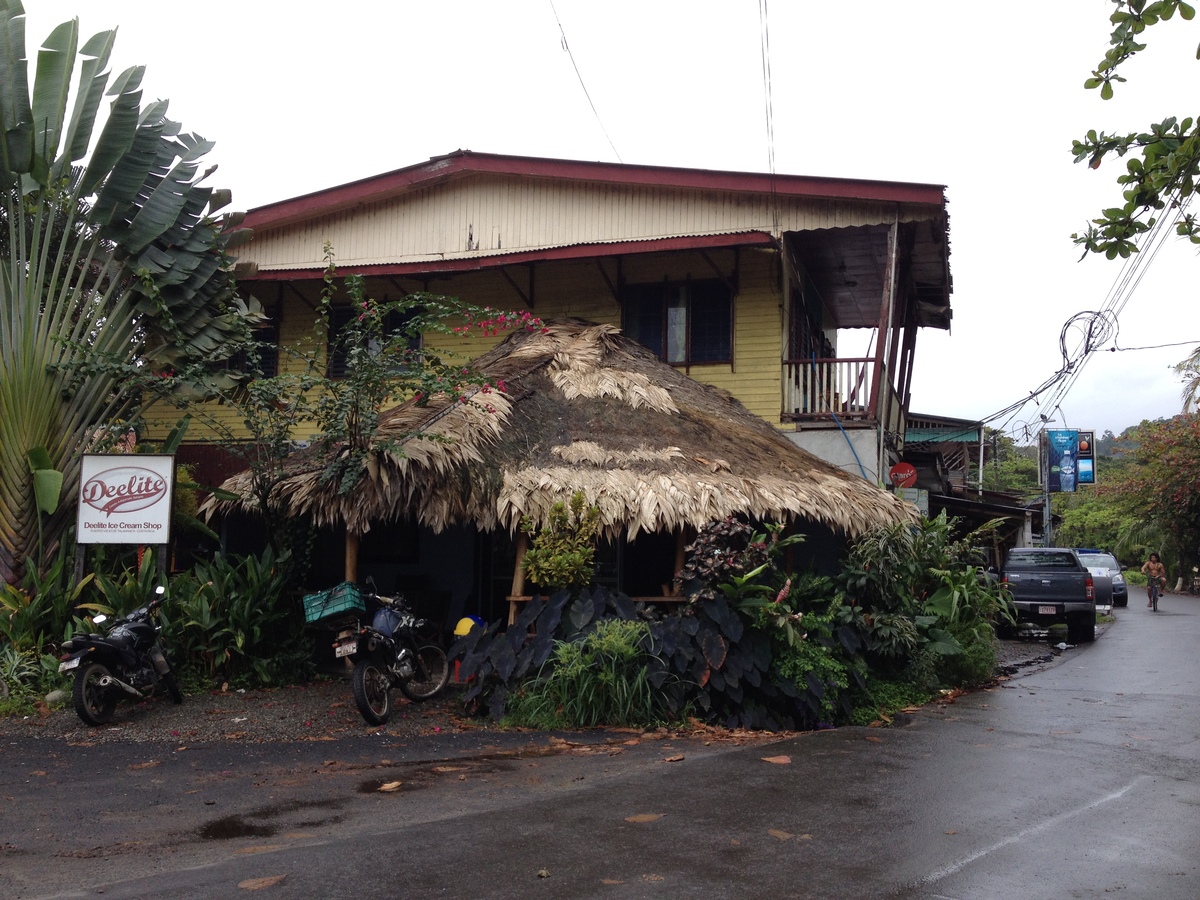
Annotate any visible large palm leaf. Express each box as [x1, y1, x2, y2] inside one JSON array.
[[0, 2, 254, 584]]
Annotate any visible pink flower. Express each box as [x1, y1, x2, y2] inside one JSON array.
[[775, 578, 792, 605]]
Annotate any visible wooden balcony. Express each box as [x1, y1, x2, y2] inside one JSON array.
[[782, 357, 905, 438], [783, 357, 873, 421]]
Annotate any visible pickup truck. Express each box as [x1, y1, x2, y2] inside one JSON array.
[[1000, 548, 1096, 644]]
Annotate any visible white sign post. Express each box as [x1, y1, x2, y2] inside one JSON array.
[[76, 454, 175, 545]]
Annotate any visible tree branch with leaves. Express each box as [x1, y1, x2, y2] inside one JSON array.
[[1072, 0, 1200, 259]]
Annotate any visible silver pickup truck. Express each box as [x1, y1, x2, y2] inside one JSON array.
[[1000, 548, 1096, 644]]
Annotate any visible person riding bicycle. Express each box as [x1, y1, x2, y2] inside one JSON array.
[[1141, 553, 1167, 607]]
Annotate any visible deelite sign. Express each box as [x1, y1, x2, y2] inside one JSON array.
[[77, 454, 175, 544]]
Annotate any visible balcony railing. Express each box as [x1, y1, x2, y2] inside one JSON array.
[[782, 357, 874, 421], [783, 357, 906, 435]]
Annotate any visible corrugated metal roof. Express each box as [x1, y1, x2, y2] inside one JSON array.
[[243, 149, 948, 232]]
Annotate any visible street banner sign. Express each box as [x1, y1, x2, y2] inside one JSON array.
[[1045, 429, 1079, 493]]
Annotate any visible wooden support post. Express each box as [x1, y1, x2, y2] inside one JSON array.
[[344, 530, 359, 584], [508, 532, 529, 625]]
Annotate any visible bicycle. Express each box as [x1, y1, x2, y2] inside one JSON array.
[[1148, 577, 1164, 612]]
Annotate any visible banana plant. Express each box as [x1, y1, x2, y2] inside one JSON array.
[[0, 2, 259, 585]]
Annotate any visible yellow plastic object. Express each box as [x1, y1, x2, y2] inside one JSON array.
[[454, 616, 482, 636]]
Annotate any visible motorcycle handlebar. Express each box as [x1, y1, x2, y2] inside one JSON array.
[[148, 585, 167, 610], [376, 592, 409, 610]]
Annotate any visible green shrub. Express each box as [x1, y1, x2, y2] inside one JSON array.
[[1, 548, 98, 653], [165, 547, 313, 687], [505, 618, 669, 729], [520, 492, 602, 592], [771, 629, 852, 724], [847, 674, 937, 726], [0, 646, 69, 707], [835, 513, 1009, 680], [936, 627, 997, 688]]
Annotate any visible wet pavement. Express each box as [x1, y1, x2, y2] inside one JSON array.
[[3, 600, 1197, 898]]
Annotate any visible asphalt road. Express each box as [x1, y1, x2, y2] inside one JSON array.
[[3, 595, 1199, 899]]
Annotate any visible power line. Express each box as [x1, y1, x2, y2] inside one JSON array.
[[548, 0, 622, 163], [758, 0, 776, 177], [1107, 339, 1200, 352], [758, 0, 780, 236], [984, 188, 1197, 438]]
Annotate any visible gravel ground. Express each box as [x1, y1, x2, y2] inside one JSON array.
[[0, 675, 494, 745], [0, 635, 1074, 744]]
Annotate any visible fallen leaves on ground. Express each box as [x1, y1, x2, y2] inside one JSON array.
[[675, 718, 796, 745], [625, 813, 664, 823], [761, 755, 792, 764], [239, 875, 287, 889]]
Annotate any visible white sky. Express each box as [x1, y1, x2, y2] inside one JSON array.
[[23, 0, 1200, 441]]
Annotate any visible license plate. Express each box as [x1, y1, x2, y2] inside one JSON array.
[[59, 657, 80, 672], [1038, 606, 1057, 615], [334, 639, 357, 658]]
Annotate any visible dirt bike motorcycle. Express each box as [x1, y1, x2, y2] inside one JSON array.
[[332, 580, 450, 725], [58, 585, 182, 725]]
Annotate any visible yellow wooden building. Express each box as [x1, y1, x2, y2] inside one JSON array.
[[187, 151, 953, 623]]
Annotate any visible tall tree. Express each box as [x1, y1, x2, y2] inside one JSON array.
[[0, 3, 256, 584], [1072, 0, 1199, 260], [1102, 415, 1200, 575], [978, 430, 1041, 497]]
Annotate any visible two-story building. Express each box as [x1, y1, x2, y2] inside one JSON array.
[[192, 150, 954, 623]]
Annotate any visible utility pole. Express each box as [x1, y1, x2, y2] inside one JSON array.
[[1039, 428, 1053, 547]]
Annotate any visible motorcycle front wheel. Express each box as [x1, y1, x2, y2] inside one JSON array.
[[399, 644, 450, 702], [73, 662, 117, 726], [351, 659, 392, 725]]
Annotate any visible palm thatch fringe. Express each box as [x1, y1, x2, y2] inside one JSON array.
[[205, 319, 916, 539]]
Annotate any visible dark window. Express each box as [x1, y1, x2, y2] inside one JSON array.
[[224, 305, 279, 377], [1005, 551, 1079, 570], [328, 305, 422, 379], [622, 279, 732, 365]]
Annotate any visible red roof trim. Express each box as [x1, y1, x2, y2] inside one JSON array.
[[237, 232, 776, 282], [242, 150, 948, 231]]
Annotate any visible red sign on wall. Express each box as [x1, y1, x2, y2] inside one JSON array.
[[888, 462, 918, 488]]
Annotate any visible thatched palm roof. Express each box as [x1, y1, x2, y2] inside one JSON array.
[[208, 319, 916, 539]]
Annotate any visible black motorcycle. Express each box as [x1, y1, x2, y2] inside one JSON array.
[[333, 581, 450, 725], [58, 585, 182, 725]]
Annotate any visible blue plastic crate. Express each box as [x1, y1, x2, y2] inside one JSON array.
[[303, 582, 365, 624]]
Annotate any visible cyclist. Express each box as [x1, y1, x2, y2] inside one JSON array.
[[1141, 552, 1167, 609]]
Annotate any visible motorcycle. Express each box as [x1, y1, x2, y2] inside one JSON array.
[[332, 579, 450, 725], [58, 585, 183, 726]]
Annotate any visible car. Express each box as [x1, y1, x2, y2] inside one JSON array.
[[1000, 548, 1097, 643], [1075, 549, 1128, 609]]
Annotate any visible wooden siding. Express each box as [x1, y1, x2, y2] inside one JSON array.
[[238, 174, 941, 273], [145, 249, 789, 443]]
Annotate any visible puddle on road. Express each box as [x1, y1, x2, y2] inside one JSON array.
[[998, 654, 1056, 677], [199, 816, 277, 840], [198, 798, 343, 841]]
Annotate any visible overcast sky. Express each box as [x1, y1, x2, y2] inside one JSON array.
[[23, 1, 1200, 441]]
